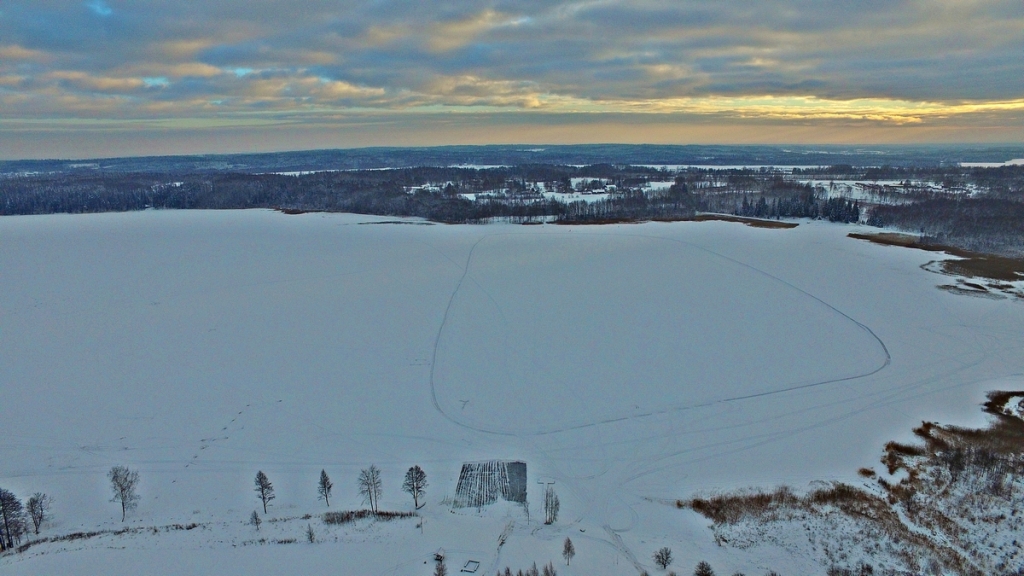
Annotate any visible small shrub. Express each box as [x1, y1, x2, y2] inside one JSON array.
[[694, 561, 715, 576]]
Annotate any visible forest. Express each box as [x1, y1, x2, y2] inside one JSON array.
[[2, 163, 1022, 256]]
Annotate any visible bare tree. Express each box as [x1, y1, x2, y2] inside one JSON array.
[[434, 556, 448, 576], [402, 465, 427, 509], [254, 471, 275, 514], [654, 547, 673, 570], [26, 493, 52, 535], [542, 561, 557, 576], [250, 510, 262, 531], [543, 486, 559, 525], [0, 488, 25, 551], [357, 465, 382, 514], [305, 523, 316, 543], [562, 537, 575, 565], [317, 469, 333, 507], [108, 466, 140, 522]]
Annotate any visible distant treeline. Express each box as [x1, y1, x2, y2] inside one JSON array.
[[8, 144, 1023, 174], [793, 164, 1024, 200], [0, 165, 695, 223], [2, 164, 1023, 256], [868, 198, 1024, 257]]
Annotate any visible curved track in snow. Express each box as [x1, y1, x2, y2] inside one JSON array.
[[428, 230, 891, 438], [425, 227, 895, 573]]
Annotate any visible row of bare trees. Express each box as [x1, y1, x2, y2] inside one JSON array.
[[250, 465, 427, 520], [3, 462, 428, 550]]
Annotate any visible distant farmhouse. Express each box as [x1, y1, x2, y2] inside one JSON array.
[[453, 461, 527, 509]]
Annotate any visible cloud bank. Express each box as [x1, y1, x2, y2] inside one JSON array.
[[1, 0, 1022, 157]]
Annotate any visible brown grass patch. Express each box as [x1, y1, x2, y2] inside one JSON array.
[[690, 486, 799, 525], [553, 217, 641, 225], [942, 257, 1024, 282], [849, 232, 1024, 282], [12, 521, 210, 554], [983, 390, 1024, 417], [684, 390, 1024, 576], [358, 220, 435, 225], [275, 207, 324, 215], [554, 214, 798, 228], [322, 509, 417, 525], [689, 214, 799, 229], [936, 284, 1005, 299]]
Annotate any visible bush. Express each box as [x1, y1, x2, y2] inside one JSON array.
[[694, 561, 715, 576]]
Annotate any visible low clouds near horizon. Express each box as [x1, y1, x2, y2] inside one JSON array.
[[1, 0, 1022, 158]]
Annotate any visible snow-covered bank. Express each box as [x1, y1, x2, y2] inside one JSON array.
[[2, 210, 1023, 575]]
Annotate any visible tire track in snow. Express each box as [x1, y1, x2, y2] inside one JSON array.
[[429, 235, 494, 434], [428, 230, 892, 438], [425, 227, 896, 573], [603, 525, 645, 573]]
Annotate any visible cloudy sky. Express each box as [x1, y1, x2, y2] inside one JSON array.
[[1, 0, 1022, 158]]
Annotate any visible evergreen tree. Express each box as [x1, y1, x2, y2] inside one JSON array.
[[562, 537, 575, 565], [317, 469, 333, 507], [255, 471, 275, 514]]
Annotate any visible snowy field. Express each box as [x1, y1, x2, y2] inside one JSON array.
[[2, 210, 1023, 575], [960, 159, 1024, 168]]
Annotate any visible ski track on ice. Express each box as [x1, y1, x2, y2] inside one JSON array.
[[428, 230, 892, 439], [425, 228, 895, 571]]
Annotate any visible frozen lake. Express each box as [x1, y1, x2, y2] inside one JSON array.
[[2, 210, 1022, 575]]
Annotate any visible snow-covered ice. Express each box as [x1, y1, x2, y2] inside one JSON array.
[[2, 210, 1023, 575]]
